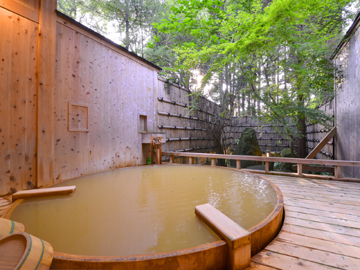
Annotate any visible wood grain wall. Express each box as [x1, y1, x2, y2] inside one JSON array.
[[334, 20, 360, 178], [0, 7, 39, 195], [0, 1, 161, 195], [15, 0, 39, 10], [53, 19, 159, 182]]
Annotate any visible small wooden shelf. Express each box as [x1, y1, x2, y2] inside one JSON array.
[[68, 102, 89, 132]]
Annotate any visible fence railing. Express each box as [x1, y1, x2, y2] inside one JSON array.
[[162, 151, 360, 182]]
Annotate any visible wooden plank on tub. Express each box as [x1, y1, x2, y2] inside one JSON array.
[[12, 186, 76, 201], [195, 203, 251, 270]]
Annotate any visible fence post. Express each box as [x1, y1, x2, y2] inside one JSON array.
[[189, 157, 193, 164], [265, 162, 269, 173], [211, 158, 216, 166], [297, 164, 303, 177], [335, 166, 341, 178], [236, 160, 241, 170], [170, 155, 174, 163], [265, 150, 270, 173]]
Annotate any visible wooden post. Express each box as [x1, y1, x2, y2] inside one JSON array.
[[265, 150, 273, 171], [156, 148, 161, 165], [150, 140, 154, 164], [265, 162, 269, 173], [211, 158, 216, 166], [189, 157, 193, 164], [159, 142, 162, 164], [236, 160, 241, 170], [195, 204, 251, 270], [169, 156, 174, 164], [37, 0, 57, 188], [151, 137, 162, 164], [297, 164, 303, 177], [335, 166, 341, 178]]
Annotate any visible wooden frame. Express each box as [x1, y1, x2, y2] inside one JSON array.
[[138, 114, 148, 132], [306, 127, 336, 159], [68, 102, 89, 132]]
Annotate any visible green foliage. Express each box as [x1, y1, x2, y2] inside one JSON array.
[[154, 0, 358, 152], [186, 91, 201, 116], [57, 0, 109, 34], [58, 0, 166, 57]]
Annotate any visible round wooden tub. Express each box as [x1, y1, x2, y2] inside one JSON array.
[[5, 166, 283, 270]]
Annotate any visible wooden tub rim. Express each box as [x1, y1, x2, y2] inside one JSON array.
[[3, 164, 284, 263]]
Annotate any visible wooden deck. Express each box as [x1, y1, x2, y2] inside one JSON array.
[[248, 174, 360, 270]]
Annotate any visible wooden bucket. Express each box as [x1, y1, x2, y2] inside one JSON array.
[[0, 218, 25, 238], [0, 232, 54, 270]]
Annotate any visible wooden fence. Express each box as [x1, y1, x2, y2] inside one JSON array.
[[156, 79, 220, 155], [163, 151, 360, 182], [156, 81, 336, 160], [224, 117, 299, 154], [306, 101, 334, 160]]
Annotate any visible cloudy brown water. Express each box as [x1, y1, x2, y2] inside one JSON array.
[[9, 165, 278, 256]]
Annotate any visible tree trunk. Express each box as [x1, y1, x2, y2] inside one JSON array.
[[290, 135, 295, 157], [219, 72, 224, 107], [298, 115, 307, 158], [297, 91, 307, 158]]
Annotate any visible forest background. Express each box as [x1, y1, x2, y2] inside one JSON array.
[[57, 0, 360, 158]]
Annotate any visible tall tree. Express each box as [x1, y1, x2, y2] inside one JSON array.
[[57, 0, 108, 34], [97, 0, 165, 55], [58, 0, 165, 57], [154, 0, 357, 157]]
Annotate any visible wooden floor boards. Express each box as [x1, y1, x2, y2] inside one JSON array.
[[247, 174, 360, 270]]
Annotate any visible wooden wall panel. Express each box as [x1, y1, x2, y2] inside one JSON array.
[[54, 21, 158, 182], [334, 23, 360, 178], [0, 8, 38, 195], [0, 0, 39, 23], [15, 0, 40, 11]]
